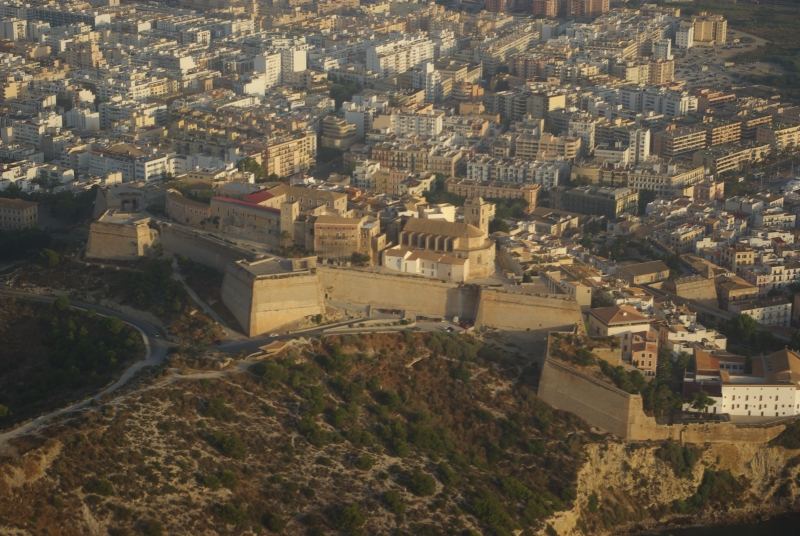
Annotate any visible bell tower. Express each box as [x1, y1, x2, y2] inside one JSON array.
[[464, 197, 494, 237]]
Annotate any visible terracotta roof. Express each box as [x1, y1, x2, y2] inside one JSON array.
[[212, 197, 280, 214], [694, 349, 721, 373], [403, 217, 483, 239], [764, 348, 800, 385], [589, 305, 651, 326], [618, 260, 670, 277]]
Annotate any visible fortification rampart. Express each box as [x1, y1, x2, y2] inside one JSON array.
[[221, 261, 324, 336], [538, 356, 785, 444], [161, 224, 257, 272], [168, 232, 588, 336], [317, 267, 479, 320], [475, 288, 581, 333]]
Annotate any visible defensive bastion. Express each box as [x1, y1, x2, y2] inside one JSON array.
[[538, 335, 785, 444]]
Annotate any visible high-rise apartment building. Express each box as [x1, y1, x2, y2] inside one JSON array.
[[532, 0, 557, 17], [692, 13, 727, 46], [366, 35, 435, 75]]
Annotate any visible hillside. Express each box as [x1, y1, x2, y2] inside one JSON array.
[[0, 332, 590, 535], [0, 297, 144, 428], [3, 331, 800, 535]]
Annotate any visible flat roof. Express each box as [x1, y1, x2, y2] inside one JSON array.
[[96, 209, 149, 225], [0, 197, 37, 210]]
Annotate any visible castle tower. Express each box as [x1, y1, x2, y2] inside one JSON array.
[[464, 197, 494, 237]]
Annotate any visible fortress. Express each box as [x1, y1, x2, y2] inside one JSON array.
[[91, 186, 585, 337], [217, 254, 582, 336]]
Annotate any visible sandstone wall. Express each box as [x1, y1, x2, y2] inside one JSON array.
[[475, 289, 582, 333], [161, 224, 256, 273], [221, 263, 324, 336], [249, 272, 323, 335], [220, 262, 255, 335], [539, 357, 636, 438], [673, 277, 718, 308], [317, 267, 480, 320], [86, 222, 154, 261], [538, 357, 785, 443]]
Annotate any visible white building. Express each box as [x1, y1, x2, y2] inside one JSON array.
[[373, 108, 444, 137], [685, 349, 800, 418], [383, 246, 468, 282], [253, 52, 282, 87], [652, 38, 673, 61], [366, 34, 435, 75], [466, 156, 569, 188], [676, 22, 694, 49], [729, 297, 792, 327], [280, 46, 308, 81]]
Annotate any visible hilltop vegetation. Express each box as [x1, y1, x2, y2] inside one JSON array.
[[0, 297, 144, 428], [0, 332, 590, 535], [15, 255, 222, 347]]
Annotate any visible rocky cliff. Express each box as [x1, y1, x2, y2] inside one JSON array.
[[542, 439, 800, 535]]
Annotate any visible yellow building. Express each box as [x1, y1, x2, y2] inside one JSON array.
[[692, 13, 727, 46], [313, 214, 384, 262], [394, 197, 496, 280], [0, 198, 37, 230], [264, 131, 317, 178]]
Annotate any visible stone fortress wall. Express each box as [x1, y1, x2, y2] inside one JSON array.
[[160, 224, 258, 272], [222, 260, 324, 336], [86, 219, 156, 261], [160, 224, 584, 337], [474, 288, 581, 332], [317, 267, 480, 321], [539, 356, 785, 444]]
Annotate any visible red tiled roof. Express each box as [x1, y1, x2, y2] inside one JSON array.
[[212, 197, 280, 214], [243, 189, 275, 204]]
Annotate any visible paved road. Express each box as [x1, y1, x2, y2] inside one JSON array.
[[0, 288, 460, 449], [0, 289, 170, 450], [217, 319, 462, 356]]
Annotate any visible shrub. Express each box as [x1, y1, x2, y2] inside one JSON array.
[[84, 478, 114, 496], [436, 463, 458, 486], [251, 361, 289, 387], [199, 469, 237, 490], [329, 503, 365, 532], [587, 493, 599, 513], [198, 472, 221, 490], [354, 453, 375, 471], [688, 469, 742, 509], [467, 488, 517, 536], [260, 510, 287, 533], [598, 360, 647, 394], [297, 416, 332, 447], [655, 442, 700, 478], [202, 397, 235, 420], [499, 476, 531, 502], [206, 431, 246, 459], [402, 469, 436, 496], [215, 502, 248, 526], [382, 490, 405, 515], [136, 519, 163, 536]]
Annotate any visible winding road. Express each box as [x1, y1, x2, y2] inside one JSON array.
[[0, 287, 461, 451], [0, 289, 170, 450]]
